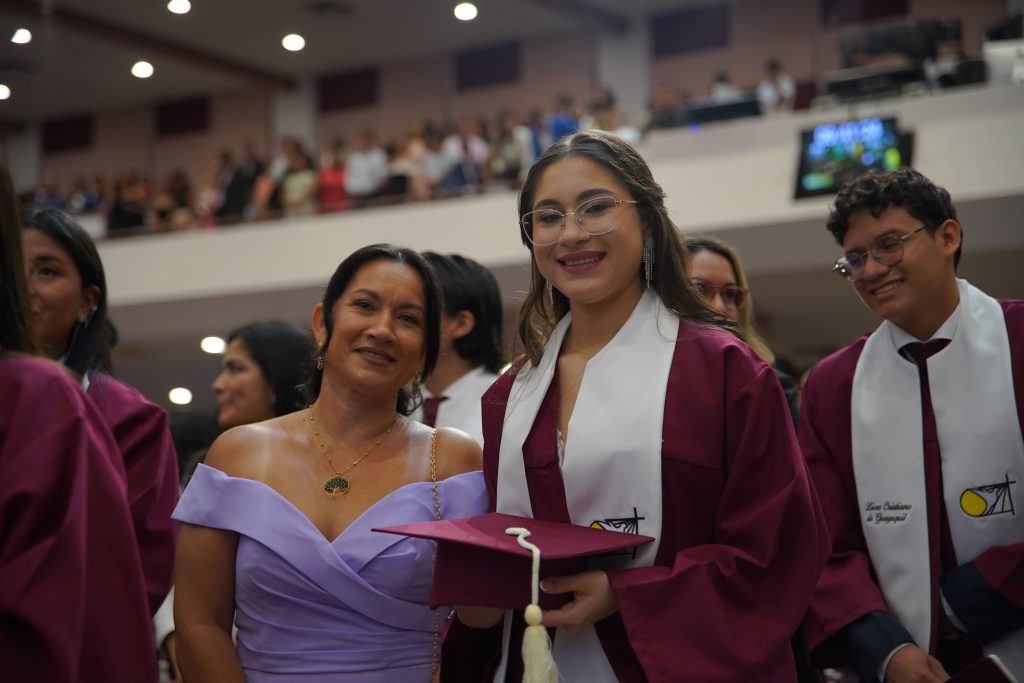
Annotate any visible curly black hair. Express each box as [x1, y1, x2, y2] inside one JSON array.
[[826, 168, 962, 269]]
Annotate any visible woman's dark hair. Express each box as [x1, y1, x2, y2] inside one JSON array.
[[0, 164, 35, 354], [422, 252, 504, 373], [23, 208, 118, 375], [826, 168, 962, 269], [515, 129, 728, 364], [306, 244, 443, 415], [227, 320, 313, 417]]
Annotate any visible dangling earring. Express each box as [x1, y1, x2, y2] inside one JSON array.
[[315, 342, 325, 370], [545, 281, 554, 309], [410, 376, 423, 405], [77, 304, 96, 325], [642, 237, 654, 288]]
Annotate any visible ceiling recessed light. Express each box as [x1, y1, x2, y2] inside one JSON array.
[[282, 33, 306, 51], [131, 61, 154, 78], [167, 0, 191, 14], [200, 336, 226, 354], [11, 28, 32, 44], [454, 2, 478, 21], [0, 85, 10, 100], [168, 387, 193, 405]]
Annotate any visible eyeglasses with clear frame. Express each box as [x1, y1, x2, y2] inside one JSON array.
[[832, 225, 930, 281], [521, 195, 638, 247], [691, 279, 748, 307]]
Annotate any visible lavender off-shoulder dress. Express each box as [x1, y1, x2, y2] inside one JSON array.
[[173, 463, 488, 682]]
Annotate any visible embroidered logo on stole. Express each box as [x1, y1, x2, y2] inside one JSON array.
[[589, 508, 646, 557], [960, 475, 1016, 518]]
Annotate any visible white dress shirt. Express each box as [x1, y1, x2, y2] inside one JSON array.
[[411, 366, 498, 446]]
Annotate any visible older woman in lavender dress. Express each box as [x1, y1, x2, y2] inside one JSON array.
[[173, 245, 488, 682]]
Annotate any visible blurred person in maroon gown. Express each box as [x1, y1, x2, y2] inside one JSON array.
[[442, 131, 828, 683], [685, 235, 817, 681], [0, 164, 157, 682], [22, 207, 179, 615], [800, 169, 1024, 682]]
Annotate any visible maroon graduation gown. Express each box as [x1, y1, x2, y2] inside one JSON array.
[[88, 374, 179, 614], [472, 321, 828, 683], [799, 299, 1024, 663], [0, 357, 157, 683]]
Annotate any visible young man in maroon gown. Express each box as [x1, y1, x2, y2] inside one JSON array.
[[800, 169, 1024, 682]]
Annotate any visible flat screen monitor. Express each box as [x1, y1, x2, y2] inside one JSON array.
[[985, 13, 1023, 42], [685, 92, 761, 125], [824, 64, 925, 100], [794, 117, 913, 199]]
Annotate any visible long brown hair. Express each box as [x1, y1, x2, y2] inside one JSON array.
[[685, 236, 775, 364], [514, 130, 729, 364], [0, 164, 35, 354]]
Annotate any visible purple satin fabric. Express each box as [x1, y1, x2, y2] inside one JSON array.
[[174, 464, 487, 682]]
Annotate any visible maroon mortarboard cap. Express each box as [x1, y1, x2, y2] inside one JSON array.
[[947, 655, 1015, 683], [374, 511, 653, 610]]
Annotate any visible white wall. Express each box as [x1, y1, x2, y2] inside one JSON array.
[[595, 18, 651, 126], [4, 124, 41, 191], [271, 77, 317, 153], [100, 191, 526, 307]]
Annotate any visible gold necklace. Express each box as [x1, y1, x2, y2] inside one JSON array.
[[308, 408, 397, 497]]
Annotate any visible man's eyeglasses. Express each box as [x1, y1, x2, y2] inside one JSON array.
[[832, 225, 930, 281], [521, 195, 638, 247], [692, 279, 748, 307]]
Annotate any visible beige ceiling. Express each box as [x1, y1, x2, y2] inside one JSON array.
[[0, 0, 704, 122]]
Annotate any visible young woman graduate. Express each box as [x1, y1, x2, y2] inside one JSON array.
[[444, 130, 828, 683], [0, 165, 156, 682], [22, 208, 179, 614]]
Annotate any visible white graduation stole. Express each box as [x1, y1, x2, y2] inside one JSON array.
[[851, 280, 1024, 670], [494, 290, 675, 682]]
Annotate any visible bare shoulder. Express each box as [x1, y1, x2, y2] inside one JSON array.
[[434, 426, 483, 479], [203, 413, 303, 480]]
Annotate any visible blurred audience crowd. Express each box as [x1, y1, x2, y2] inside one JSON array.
[[19, 37, 986, 241], [20, 90, 646, 238]]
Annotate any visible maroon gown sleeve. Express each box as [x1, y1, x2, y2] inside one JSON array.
[[1, 359, 94, 682], [0, 357, 157, 683], [607, 337, 829, 683], [972, 300, 1024, 609], [89, 375, 179, 614], [798, 343, 891, 663]]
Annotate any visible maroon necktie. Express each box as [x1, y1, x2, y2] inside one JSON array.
[[902, 340, 959, 646], [421, 396, 449, 428]]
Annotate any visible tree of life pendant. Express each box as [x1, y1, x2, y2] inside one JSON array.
[[324, 477, 350, 496]]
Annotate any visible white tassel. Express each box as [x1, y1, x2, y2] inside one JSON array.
[[506, 527, 558, 683]]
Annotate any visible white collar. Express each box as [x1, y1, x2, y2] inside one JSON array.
[[889, 300, 961, 349], [423, 365, 489, 400]]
